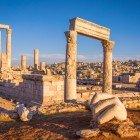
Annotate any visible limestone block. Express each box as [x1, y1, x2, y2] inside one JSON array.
[[44, 81, 52, 86], [76, 128, 100, 138], [116, 124, 140, 138], [57, 85, 62, 91], [17, 104, 33, 121], [43, 91, 55, 96], [70, 17, 110, 40], [49, 85, 57, 91], [43, 86, 50, 91], [52, 81, 64, 86], [61, 85, 64, 90], [89, 93, 127, 125]]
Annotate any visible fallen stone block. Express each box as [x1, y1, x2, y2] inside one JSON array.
[[76, 128, 100, 138]]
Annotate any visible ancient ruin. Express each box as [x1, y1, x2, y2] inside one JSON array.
[[65, 18, 115, 101], [0, 17, 140, 140], [0, 24, 12, 70]]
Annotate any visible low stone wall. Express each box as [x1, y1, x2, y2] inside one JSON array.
[[77, 91, 140, 109], [118, 92, 140, 109], [0, 73, 64, 105]]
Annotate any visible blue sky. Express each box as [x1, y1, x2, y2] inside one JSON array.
[[0, 0, 140, 65]]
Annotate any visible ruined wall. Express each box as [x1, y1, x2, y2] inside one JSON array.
[[113, 73, 140, 84], [0, 73, 64, 105]]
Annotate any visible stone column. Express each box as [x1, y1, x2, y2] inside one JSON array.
[[34, 49, 39, 70], [0, 31, 2, 68], [65, 30, 77, 101], [102, 40, 115, 94], [6, 28, 12, 69], [40, 61, 46, 71], [21, 55, 26, 70]]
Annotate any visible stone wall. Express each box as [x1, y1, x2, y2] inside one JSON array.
[[0, 73, 64, 105], [77, 91, 140, 109], [113, 73, 140, 83]]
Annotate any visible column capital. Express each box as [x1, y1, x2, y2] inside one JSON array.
[[7, 28, 12, 34], [102, 40, 115, 52], [65, 30, 77, 44]]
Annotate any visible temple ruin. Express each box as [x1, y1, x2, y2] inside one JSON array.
[[0, 18, 139, 109], [0, 24, 12, 70], [65, 17, 115, 101]]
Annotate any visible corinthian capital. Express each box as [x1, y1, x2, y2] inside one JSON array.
[[102, 40, 115, 52], [65, 30, 77, 44], [7, 28, 12, 34]]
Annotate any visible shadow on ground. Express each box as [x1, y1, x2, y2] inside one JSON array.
[[0, 109, 140, 140]]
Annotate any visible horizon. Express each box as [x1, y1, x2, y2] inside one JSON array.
[[0, 0, 140, 65]]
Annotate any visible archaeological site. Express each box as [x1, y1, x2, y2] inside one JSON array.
[[0, 1, 140, 140]]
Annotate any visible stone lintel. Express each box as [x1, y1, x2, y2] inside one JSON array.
[[69, 17, 110, 40], [0, 24, 10, 29]]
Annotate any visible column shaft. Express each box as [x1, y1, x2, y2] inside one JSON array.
[[65, 30, 77, 101], [0, 31, 2, 68], [34, 49, 39, 69], [102, 40, 114, 94], [40, 61, 46, 71], [21, 55, 26, 70], [6, 28, 12, 69]]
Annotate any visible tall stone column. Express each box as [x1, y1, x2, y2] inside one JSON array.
[[65, 30, 77, 101], [0, 31, 2, 68], [6, 28, 12, 69], [21, 55, 26, 70], [34, 49, 39, 70], [102, 40, 115, 94], [40, 61, 46, 71]]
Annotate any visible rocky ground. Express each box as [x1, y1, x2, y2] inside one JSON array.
[[0, 97, 140, 140]]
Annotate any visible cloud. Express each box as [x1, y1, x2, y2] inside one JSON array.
[[11, 53, 140, 66], [113, 54, 140, 61]]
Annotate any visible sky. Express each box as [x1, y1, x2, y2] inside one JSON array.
[[0, 0, 140, 65]]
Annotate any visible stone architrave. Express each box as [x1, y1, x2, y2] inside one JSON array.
[[102, 40, 115, 94], [69, 17, 110, 40], [21, 55, 26, 70], [65, 30, 77, 101], [34, 49, 39, 70], [6, 28, 12, 69]]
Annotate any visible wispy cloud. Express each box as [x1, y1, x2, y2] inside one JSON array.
[[11, 53, 140, 66]]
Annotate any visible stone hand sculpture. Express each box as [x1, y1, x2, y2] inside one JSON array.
[[89, 93, 127, 125]]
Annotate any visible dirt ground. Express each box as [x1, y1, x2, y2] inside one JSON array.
[[0, 110, 140, 140], [0, 97, 140, 140]]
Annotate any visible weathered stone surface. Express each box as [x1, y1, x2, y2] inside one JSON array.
[[6, 28, 12, 69], [34, 49, 39, 70], [46, 68, 51, 76], [102, 40, 115, 94], [40, 61, 46, 71], [0, 73, 64, 105], [1, 53, 7, 71], [17, 104, 33, 121], [116, 124, 140, 138], [70, 17, 110, 40], [65, 30, 77, 101], [65, 18, 115, 101], [89, 93, 127, 125], [102, 132, 111, 138], [0, 24, 10, 29], [21, 55, 26, 70], [76, 128, 100, 138], [0, 112, 11, 120]]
